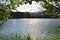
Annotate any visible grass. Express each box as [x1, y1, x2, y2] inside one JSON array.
[[0, 33, 60, 40], [0, 34, 32, 40]]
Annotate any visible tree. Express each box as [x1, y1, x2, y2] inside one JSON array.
[[0, 0, 60, 24]]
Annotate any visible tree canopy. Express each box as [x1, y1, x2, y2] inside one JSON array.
[[0, 0, 60, 24]]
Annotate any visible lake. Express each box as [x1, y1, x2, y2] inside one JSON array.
[[0, 18, 60, 37]]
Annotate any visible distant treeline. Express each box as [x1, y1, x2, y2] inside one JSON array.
[[10, 12, 60, 18]]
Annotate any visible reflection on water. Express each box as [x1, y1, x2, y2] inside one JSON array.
[[0, 19, 60, 37]]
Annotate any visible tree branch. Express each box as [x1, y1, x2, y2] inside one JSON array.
[[43, 0, 60, 11]]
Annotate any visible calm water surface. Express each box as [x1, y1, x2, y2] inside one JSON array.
[[0, 18, 60, 37]]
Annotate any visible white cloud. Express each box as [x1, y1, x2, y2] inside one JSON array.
[[12, 1, 46, 13]]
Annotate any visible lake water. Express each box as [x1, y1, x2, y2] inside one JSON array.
[[0, 18, 60, 37]]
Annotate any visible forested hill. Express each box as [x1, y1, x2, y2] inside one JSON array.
[[10, 12, 58, 18]]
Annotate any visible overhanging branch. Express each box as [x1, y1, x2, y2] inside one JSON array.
[[43, 0, 60, 11]]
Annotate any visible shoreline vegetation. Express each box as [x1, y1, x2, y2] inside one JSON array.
[[0, 34, 32, 40], [10, 12, 60, 19], [0, 33, 60, 40]]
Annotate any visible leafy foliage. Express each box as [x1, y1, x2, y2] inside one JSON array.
[[0, 3, 10, 24], [0, 34, 32, 40]]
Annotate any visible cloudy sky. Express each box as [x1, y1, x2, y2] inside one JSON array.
[[12, 1, 46, 13]]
